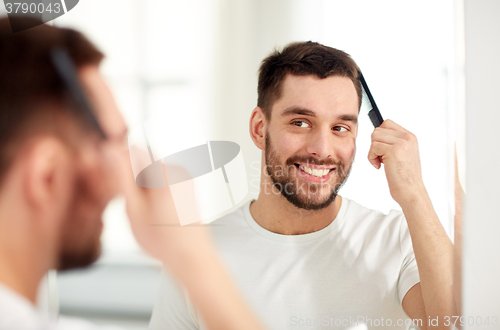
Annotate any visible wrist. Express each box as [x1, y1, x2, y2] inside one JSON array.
[[396, 183, 429, 208]]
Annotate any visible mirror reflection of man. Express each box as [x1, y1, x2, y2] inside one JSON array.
[[0, 17, 265, 330], [150, 42, 458, 330]]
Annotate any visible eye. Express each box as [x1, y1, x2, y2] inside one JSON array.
[[292, 121, 310, 128], [332, 126, 348, 132]]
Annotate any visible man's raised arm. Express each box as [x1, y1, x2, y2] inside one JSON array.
[[368, 119, 459, 329]]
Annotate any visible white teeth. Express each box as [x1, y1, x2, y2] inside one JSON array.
[[299, 165, 330, 178]]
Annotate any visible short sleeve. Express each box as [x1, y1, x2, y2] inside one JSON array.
[[397, 214, 421, 304], [149, 268, 200, 330]]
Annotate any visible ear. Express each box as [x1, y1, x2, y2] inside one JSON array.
[[23, 137, 72, 211], [249, 107, 267, 151]]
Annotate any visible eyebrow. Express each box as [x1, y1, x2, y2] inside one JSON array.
[[281, 106, 358, 124], [337, 114, 358, 124], [282, 107, 317, 118]]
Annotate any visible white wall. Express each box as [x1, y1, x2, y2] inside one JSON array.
[[463, 0, 500, 327]]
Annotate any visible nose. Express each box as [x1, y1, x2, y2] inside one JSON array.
[[305, 126, 332, 160]]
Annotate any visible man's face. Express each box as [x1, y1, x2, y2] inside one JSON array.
[[263, 74, 358, 210], [57, 66, 127, 270]]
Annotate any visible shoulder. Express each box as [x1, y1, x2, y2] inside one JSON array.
[[208, 200, 252, 231], [340, 197, 406, 245], [205, 200, 256, 244], [343, 197, 404, 227], [209, 202, 248, 227]]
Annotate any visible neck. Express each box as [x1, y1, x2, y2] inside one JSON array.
[[0, 242, 46, 303], [250, 175, 342, 235], [0, 196, 54, 304]]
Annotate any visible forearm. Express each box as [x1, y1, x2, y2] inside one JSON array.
[[163, 246, 265, 330], [400, 186, 458, 328]]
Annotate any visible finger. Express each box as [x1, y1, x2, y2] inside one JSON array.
[[378, 124, 418, 151], [368, 141, 391, 169], [371, 127, 405, 145], [380, 119, 411, 134]]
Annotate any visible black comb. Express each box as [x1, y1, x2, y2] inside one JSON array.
[[50, 47, 107, 139], [358, 70, 384, 128]]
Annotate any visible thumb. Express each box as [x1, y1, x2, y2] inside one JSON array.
[[367, 149, 382, 170]]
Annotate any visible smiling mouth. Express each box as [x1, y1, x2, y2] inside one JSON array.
[[294, 164, 336, 178]]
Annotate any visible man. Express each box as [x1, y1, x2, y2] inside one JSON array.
[[150, 42, 457, 329], [0, 17, 264, 330]]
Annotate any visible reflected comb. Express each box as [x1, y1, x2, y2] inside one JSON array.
[[50, 47, 107, 139]]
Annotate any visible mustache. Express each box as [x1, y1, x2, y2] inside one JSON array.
[[265, 156, 350, 179], [285, 156, 340, 167]]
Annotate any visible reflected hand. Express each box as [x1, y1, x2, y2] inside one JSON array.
[[109, 144, 266, 330], [111, 145, 212, 264]]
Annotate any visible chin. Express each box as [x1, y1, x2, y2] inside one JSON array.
[[57, 239, 102, 271], [285, 191, 337, 211]]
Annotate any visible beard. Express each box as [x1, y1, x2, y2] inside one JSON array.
[[57, 233, 101, 271], [264, 132, 353, 211], [56, 174, 104, 271]]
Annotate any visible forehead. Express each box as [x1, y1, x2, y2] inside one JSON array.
[[78, 65, 127, 140], [272, 74, 359, 119]]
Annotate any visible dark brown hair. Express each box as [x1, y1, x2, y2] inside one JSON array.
[[257, 41, 362, 120], [0, 16, 104, 182]]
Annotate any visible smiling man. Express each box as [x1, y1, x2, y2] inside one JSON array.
[[150, 42, 457, 330]]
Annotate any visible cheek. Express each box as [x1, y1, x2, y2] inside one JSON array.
[[101, 163, 120, 198], [278, 141, 298, 160], [273, 131, 307, 158], [335, 139, 357, 163], [92, 154, 121, 202], [79, 164, 115, 214]]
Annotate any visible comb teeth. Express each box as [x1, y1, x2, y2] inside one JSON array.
[[358, 69, 383, 128], [361, 88, 372, 111]]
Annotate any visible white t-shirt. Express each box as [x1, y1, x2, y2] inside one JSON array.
[[149, 197, 421, 330], [0, 282, 122, 330]]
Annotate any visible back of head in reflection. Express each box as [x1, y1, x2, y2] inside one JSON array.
[[0, 17, 127, 301]]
